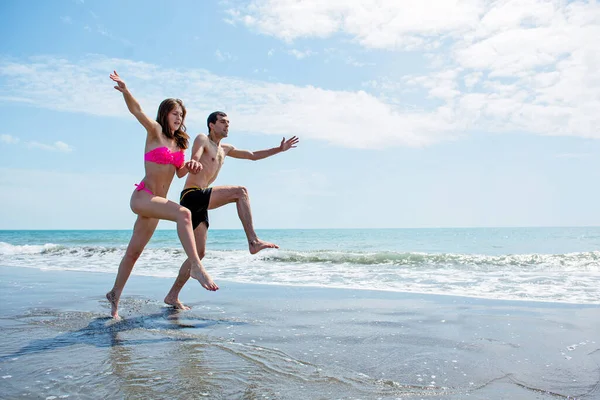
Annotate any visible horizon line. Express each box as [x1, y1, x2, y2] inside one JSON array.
[[1, 226, 599, 231]]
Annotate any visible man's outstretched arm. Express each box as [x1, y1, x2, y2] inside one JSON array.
[[225, 136, 299, 160]]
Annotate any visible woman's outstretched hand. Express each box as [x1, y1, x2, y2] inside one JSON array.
[[110, 70, 128, 93]]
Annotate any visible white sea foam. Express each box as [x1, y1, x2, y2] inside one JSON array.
[[0, 242, 62, 255], [1, 243, 599, 304]]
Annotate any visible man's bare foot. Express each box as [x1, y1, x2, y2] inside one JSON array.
[[106, 290, 121, 320], [164, 295, 191, 310], [190, 263, 219, 291], [249, 238, 279, 255]]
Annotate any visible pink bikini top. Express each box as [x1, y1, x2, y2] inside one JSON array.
[[144, 147, 185, 169]]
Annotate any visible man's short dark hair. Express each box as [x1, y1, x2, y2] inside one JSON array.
[[207, 111, 227, 133]]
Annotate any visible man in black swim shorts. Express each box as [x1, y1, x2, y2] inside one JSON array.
[[179, 187, 212, 229], [164, 111, 299, 309]]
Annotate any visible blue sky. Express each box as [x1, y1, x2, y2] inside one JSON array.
[[1, 0, 600, 229]]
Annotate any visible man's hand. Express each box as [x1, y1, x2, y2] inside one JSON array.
[[185, 159, 203, 174], [279, 136, 299, 152]]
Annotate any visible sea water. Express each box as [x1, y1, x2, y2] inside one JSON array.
[[1, 227, 599, 304]]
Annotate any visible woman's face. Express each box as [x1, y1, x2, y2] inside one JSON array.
[[167, 105, 183, 133]]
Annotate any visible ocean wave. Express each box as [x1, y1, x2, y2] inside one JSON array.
[[0, 242, 63, 255], [0, 242, 185, 257], [263, 250, 600, 271], [1, 241, 599, 304], [2, 242, 599, 272]]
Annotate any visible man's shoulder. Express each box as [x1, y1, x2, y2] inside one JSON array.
[[194, 133, 209, 141]]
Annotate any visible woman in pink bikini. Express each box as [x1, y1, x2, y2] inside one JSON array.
[[106, 71, 218, 319]]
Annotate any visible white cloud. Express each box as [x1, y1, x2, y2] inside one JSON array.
[[215, 49, 236, 62], [1, 134, 19, 144], [226, 0, 600, 140], [227, 0, 484, 47], [0, 55, 457, 148], [27, 141, 74, 152], [287, 49, 316, 59], [94, 24, 132, 46], [321, 47, 374, 67], [60, 16, 72, 24], [80, 16, 131, 46], [345, 57, 374, 68], [404, 69, 462, 101], [463, 72, 483, 89], [1, 133, 73, 152]]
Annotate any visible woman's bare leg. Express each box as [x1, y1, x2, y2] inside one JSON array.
[[164, 185, 280, 304], [131, 192, 218, 292], [164, 222, 208, 309], [106, 216, 158, 319]]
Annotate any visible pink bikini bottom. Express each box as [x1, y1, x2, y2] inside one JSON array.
[[134, 181, 153, 195]]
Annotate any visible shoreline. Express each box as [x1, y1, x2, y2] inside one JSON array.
[[1, 265, 599, 399], [6, 263, 600, 307]]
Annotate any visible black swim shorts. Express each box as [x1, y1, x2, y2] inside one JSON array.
[[180, 187, 213, 229]]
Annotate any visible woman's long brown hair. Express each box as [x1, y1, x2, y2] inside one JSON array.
[[156, 98, 189, 149]]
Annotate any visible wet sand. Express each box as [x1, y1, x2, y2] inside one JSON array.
[[1, 265, 599, 399]]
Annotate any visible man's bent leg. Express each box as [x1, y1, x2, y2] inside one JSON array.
[[165, 222, 208, 309], [208, 186, 279, 254]]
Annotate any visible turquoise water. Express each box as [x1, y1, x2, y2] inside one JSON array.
[[1, 227, 598, 253], [1, 228, 599, 304]]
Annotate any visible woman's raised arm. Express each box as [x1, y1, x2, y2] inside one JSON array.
[[110, 70, 159, 134]]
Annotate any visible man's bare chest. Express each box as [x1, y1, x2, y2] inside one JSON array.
[[201, 146, 225, 168]]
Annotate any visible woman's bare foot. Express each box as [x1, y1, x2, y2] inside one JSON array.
[[189, 263, 219, 291], [106, 290, 122, 320], [164, 295, 191, 310], [249, 238, 279, 255]]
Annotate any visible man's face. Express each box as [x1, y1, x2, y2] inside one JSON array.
[[211, 115, 229, 138]]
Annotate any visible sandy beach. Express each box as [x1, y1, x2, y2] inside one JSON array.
[[1, 265, 599, 399]]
